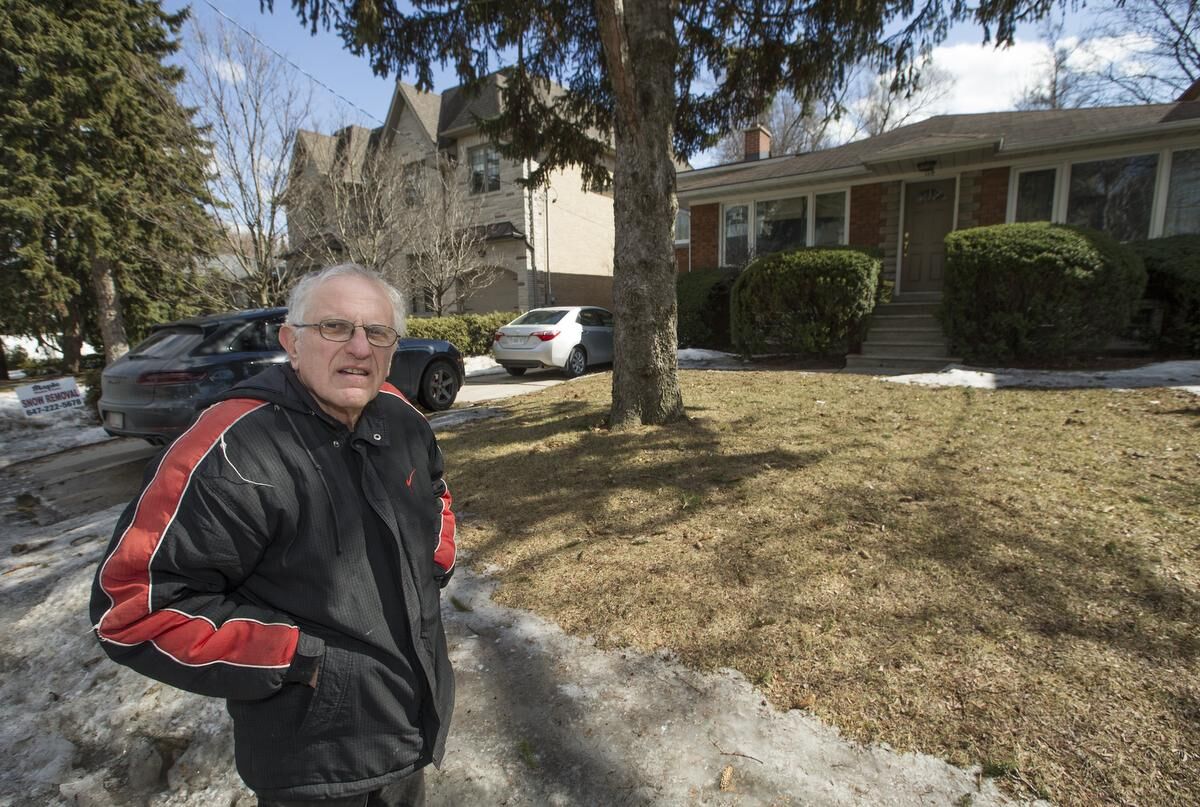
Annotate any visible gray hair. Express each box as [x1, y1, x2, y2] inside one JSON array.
[[286, 264, 406, 332]]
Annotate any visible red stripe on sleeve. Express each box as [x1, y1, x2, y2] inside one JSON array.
[[96, 399, 297, 668], [434, 481, 456, 573]]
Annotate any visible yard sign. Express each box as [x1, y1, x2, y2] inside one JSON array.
[[16, 378, 84, 417]]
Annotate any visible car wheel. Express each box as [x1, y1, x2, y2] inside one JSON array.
[[505, 366, 527, 377], [419, 360, 459, 411], [564, 346, 587, 378]]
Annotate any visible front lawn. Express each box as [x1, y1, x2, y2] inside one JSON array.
[[438, 369, 1199, 806]]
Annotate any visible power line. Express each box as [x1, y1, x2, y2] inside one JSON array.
[[200, 0, 385, 125]]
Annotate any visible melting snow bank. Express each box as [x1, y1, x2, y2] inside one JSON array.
[[883, 360, 1200, 394], [0, 388, 111, 470], [0, 501, 1039, 806]]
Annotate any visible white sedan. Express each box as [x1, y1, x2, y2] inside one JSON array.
[[492, 306, 614, 378]]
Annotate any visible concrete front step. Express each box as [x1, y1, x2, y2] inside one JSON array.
[[857, 341, 953, 359], [843, 354, 961, 372], [866, 325, 946, 339], [872, 301, 942, 316]]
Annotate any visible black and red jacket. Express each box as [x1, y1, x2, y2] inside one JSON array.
[[90, 364, 456, 800]]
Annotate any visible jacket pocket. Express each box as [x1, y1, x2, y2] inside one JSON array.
[[297, 644, 352, 737]]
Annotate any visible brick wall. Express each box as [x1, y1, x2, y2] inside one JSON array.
[[674, 245, 690, 273], [957, 171, 982, 230], [688, 203, 720, 269], [849, 183, 885, 250], [978, 167, 1010, 225]]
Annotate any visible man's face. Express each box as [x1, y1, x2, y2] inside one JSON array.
[[279, 274, 396, 429]]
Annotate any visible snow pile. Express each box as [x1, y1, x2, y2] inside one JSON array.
[[0, 388, 111, 470], [883, 360, 1200, 394]]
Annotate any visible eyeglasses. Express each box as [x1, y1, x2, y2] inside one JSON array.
[[293, 319, 399, 348]]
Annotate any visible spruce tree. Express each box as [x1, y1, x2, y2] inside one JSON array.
[[0, 0, 214, 369]]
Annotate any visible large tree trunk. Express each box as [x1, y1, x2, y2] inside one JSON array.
[[597, 0, 684, 429], [91, 256, 129, 363], [0, 337, 9, 381], [60, 309, 83, 374]]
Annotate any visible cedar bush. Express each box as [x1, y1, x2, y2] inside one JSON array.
[[405, 311, 515, 356], [1127, 235, 1200, 354], [677, 268, 739, 349], [941, 223, 1146, 362], [730, 248, 880, 356]]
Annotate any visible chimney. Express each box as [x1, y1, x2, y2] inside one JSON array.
[[744, 124, 772, 161]]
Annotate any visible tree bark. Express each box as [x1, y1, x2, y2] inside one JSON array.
[[91, 256, 129, 364], [596, 0, 685, 429], [0, 337, 9, 381], [61, 310, 83, 374]]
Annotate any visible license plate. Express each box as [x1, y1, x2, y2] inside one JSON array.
[[505, 336, 527, 345], [105, 411, 124, 429]]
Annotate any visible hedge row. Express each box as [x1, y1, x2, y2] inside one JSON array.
[[941, 223, 1146, 362], [404, 311, 515, 356], [1128, 235, 1200, 354], [677, 268, 739, 349], [730, 247, 880, 356]]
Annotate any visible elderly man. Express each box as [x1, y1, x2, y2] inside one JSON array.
[[91, 265, 456, 806]]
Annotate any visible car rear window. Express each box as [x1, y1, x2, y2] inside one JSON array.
[[128, 327, 204, 358], [512, 310, 568, 325], [199, 319, 284, 354]]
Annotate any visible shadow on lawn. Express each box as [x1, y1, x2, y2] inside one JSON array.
[[439, 399, 847, 576]]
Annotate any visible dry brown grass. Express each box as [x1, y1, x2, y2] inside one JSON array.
[[439, 369, 1200, 805]]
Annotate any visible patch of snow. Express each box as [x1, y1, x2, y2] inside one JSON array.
[[1, 335, 98, 361], [429, 407, 506, 430], [0, 506, 1039, 805], [677, 349, 749, 370], [0, 388, 111, 470], [464, 355, 504, 377], [883, 360, 1200, 394]]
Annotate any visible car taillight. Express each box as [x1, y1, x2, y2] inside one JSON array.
[[493, 331, 504, 342], [137, 370, 207, 385], [532, 330, 559, 341]]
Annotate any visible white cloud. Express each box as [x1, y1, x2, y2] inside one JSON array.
[[214, 59, 245, 84], [928, 39, 1046, 114]]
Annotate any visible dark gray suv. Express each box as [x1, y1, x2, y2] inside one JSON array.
[[99, 308, 464, 444]]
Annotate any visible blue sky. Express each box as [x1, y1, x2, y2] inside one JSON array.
[[171, 0, 1101, 158]]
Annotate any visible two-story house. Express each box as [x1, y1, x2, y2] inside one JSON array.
[[286, 73, 616, 315]]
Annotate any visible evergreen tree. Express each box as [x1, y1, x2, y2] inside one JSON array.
[[0, 0, 214, 370], [276, 0, 1066, 428]]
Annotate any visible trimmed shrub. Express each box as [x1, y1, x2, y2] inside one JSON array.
[[405, 311, 515, 356], [1128, 235, 1200, 354], [941, 223, 1147, 362], [677, 267, 739, 349], [730, 247, 880, 356]]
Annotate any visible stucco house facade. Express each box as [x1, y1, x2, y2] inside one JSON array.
[[286, 74, 616, 315], [675, 95, 1200, 368]]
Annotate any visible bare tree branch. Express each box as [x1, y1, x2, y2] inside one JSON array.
[[183, 16, 315, 309]]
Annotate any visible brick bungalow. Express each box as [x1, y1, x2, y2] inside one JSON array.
[[675, 94, 1200, 369]]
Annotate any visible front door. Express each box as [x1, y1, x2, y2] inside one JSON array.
[[901, 179, 956, 293]]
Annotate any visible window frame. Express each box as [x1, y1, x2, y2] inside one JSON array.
[[719, 187, 849, 265], [1004, 140, 1200, 239], [467, 143, 501, 195], [674, 209, 691, 245]]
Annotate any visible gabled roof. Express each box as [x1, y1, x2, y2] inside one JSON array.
[[677, 102, 1200, 198]]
